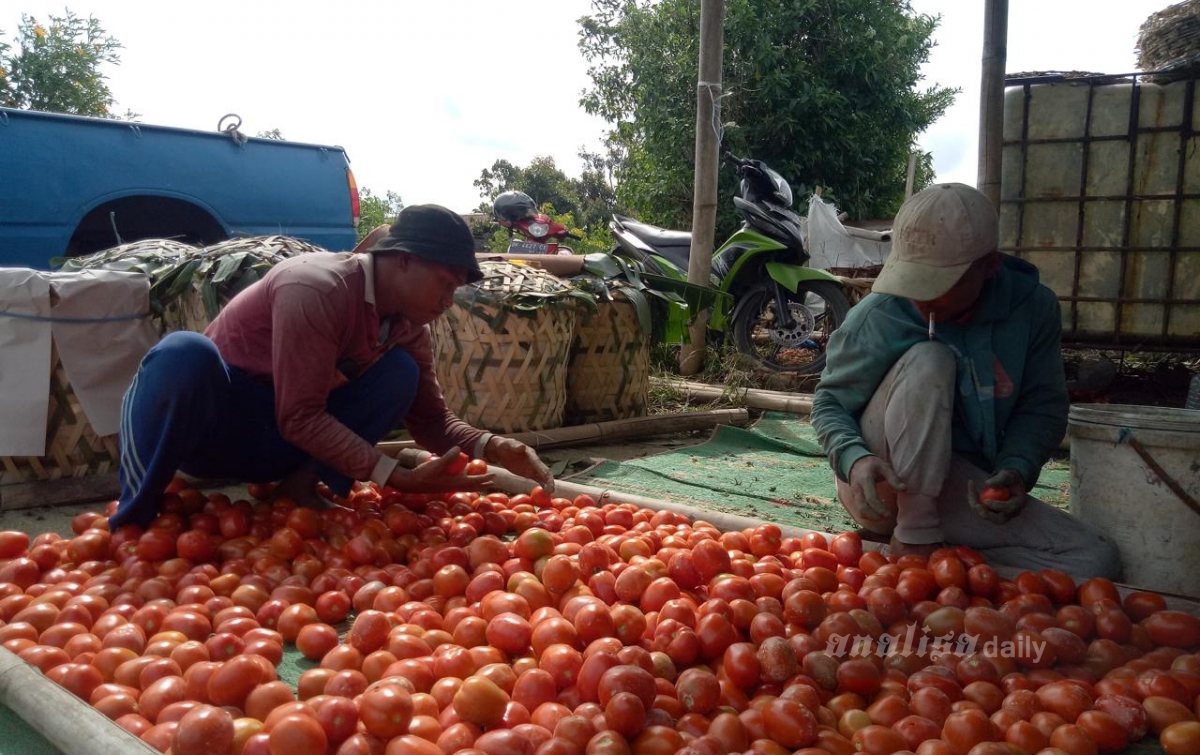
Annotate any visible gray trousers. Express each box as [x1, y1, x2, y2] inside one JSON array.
[[834, 342, 1122, 579]]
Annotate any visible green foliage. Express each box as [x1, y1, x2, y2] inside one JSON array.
[[357, 188, 404, 241], [0, 9, 122, 116], [579, 0, 956, 230]]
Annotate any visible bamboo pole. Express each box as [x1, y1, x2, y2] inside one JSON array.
[[377, 408, 750, 456], [652, 378, 814, 414], [978, 0, 1009, 205], [0, 647, 161, 755], [679, 0, 727, 376]]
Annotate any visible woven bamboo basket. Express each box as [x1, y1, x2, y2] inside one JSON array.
[[0, 343, 120, 485], [430, 261, 585, 433], [565, 291, 650, 424]]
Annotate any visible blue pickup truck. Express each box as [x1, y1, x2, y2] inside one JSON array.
[[0, 107, 360, 268]]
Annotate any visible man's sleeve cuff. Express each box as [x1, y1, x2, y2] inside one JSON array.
[[995, 456, 1037, 489], [370, 454, 399, 487], [474, 433, 494, 461], [836, 445, 873, 483]]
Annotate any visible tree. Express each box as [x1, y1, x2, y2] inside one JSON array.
[[357, 188, 404, 241], [579, 0, 956, 230], [474, 156, 580, 219], [0, 9, 122, 116]]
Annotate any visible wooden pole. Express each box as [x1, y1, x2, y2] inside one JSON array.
[[0, 648, 161, 755], [651, 377, 815, 414], [978, 0, 1009, 207], [377, 408, 751, 456], [905, 152, 919, 200], [679, 0, 726, 376]]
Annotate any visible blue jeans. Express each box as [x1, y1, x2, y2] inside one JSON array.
[[111, 331, 418, 528]]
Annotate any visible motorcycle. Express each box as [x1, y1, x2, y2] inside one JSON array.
[[608, 154, 852, 376], [493, 191, 580, 255]]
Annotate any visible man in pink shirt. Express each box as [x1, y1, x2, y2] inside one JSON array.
[[111, 205, 553, 528]]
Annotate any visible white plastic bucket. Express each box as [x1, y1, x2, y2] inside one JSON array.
[[1068, 404, 1200, 597]]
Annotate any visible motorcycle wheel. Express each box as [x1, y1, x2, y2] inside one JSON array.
[[731, 279, 850, 376]]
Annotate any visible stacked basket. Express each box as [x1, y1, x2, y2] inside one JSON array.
[[430, 261, 590, 434], [565, 289, 650, 424]]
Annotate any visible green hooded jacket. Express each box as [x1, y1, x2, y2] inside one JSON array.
[[811, 254, 1068, 488]]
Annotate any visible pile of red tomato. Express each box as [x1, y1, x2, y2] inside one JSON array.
[[0, 469, 1197, 755]]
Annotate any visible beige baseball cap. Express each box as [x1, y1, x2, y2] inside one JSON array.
[[871, 183, 998, 301]]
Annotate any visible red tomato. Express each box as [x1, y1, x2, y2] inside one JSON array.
[[1075, 710, 1129, 755], [442, 452, 470, 476], [1143, 611, 1200, 650], [1144, 695, 1197, 735], [1049, 724, 1099, 755], [979, 486, 1010, 503], [171, 704, 234, 755], [1077, 578, 1121, 607], [942, 708, 993, 755], [268, 714, 327, 755], [1160, 721, 1200, 755]]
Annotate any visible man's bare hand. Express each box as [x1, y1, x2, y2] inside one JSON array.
[[968, 467, 1028, 524], [848, 455, 905, 522], [487, 437, 555, 495], [388, 446, 494, 492]]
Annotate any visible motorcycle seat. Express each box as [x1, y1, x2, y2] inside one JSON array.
[[618, 216, 693, 248]]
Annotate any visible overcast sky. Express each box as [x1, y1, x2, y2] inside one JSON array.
[[6, 0, 1172, 214]]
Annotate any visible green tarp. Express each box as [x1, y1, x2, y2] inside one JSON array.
[[566, 412, 1072, 533]]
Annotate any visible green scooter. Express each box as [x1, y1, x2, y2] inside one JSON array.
[[608, 154, 851, 375]]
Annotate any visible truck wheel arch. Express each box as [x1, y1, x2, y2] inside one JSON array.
[[66, 194, 230, 256]]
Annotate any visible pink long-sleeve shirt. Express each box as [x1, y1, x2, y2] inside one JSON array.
[[205, 252, 482, 485]]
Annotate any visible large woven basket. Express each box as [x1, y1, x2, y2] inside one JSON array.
[[430, 261, 584, 433], [565, 291, 650, 424], [0, 343, 120, 485]]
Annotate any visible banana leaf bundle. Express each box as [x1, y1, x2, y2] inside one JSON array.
[[55, 236, 326, 333]]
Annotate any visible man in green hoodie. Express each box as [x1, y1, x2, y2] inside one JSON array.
[[811, 183, 1121, 578]]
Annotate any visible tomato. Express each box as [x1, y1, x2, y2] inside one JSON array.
[[1144, 695, 1198, 735], [1049, 723, 1099, 755], [1005, 719, 1048, 754], [1144, 612, 1200, 650], [268, 714, 327, 755], [206, 655, 263, 709], [979, 486, 1010, 503], [830, 533, 864, 566], [171, 704, 234, 755], [1077, 578, 1121, 607], [1036, 680, 1094, 723], [1075, 710, 1128, 755], [1160, 721, 1200, 755], [763, 697, 818, 749], [942, 708, 993, 755]]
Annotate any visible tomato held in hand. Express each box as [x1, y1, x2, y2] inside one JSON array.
[[444, 452, 470, 476], [979, 486, 1011, 503]]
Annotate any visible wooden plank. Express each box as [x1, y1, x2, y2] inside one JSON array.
[[0, 473, 119, 511]]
